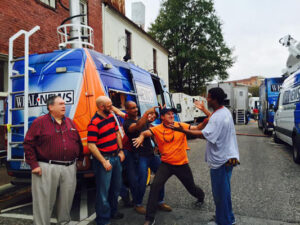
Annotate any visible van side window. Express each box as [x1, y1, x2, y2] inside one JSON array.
[[109, 91, 127, 110]]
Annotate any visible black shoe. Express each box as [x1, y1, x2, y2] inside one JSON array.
[[111, 211, 124, 220], [194, 199, 204, 207]]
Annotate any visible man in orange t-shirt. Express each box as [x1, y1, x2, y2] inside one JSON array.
[[133, 108, 206, 225]]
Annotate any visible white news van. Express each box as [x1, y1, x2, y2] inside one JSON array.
[[274, 73, 300, 164], [274, 35, 300, 164]]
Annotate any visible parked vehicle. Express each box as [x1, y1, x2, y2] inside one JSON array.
[[249, 97, 260, 114], [274, 72, 300, 163], [273, 34, 300, 164], [233, 86, 249, 124], [172, 93, 207, 123], [258, 77, 283, 134], [207, 83, 234, 110], [207, 83, 248, 124], [5, 25, 177, 181]]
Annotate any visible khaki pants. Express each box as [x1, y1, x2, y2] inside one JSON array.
[[32, 162, 76, 225]]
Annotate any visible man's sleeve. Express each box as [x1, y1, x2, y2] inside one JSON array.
[[23, 119, 40, 170], [87, 123, 98, 143], [202, 118, 222, 144]]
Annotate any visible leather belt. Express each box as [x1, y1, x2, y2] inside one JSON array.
[[39, 159, 75, 166], [101, 151, 119, 157]]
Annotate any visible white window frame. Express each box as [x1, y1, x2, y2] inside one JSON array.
[[39, 0, 56, 9]]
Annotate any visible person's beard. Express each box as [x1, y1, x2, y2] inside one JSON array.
[[103, 109, 110, 116]]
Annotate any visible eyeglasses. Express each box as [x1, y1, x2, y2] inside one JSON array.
[[163, 130, 174, 143]]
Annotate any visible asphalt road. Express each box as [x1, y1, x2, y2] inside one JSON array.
[[0, 122, 300, 225]]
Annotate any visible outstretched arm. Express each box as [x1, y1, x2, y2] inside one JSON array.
[[112, 106, 126, 118], [167, 123, 205, 139], [132, 130, 153, 148]]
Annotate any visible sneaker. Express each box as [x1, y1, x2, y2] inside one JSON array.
[[111, 211, 124, 220], [134, 205, 146, 215], [144, 220, 155, 225], [158, 203, 172, 212], [206, 222, 217, 225]]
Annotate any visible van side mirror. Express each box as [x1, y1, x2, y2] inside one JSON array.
[[176, 104, 182, 113]]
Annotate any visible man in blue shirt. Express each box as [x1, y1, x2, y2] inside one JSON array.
[[170, 87, 240, 225]]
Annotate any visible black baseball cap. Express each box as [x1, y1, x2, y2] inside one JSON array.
[[160, 108, 177, 116]]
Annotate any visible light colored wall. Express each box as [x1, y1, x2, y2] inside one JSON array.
[[102, 5, 169, 88]]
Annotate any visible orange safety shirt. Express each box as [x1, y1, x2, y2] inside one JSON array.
[[150, 122, 190, 165]]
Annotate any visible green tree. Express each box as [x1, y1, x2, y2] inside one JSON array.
[[249, 86, 259, 97], [148, 0, 234, 95]]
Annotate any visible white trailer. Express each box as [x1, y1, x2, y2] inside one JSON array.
[[207, 83, 248, 124], [172, 93, 207, 123], [206, 83, 234, 111], [233, 86, 249, 124]]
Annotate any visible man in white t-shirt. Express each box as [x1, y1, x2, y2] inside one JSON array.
[[170, 87, 239, 225]]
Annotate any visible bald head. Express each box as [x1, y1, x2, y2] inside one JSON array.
[[96, 96, 111, 108], [96, 96, 112, 115]]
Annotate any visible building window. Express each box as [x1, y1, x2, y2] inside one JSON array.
[[124, 30, 131, 61], [80, 0, 88, 36], [39, 0, 56, 9], [0, 61, 4, 92], [153, 49, 157, 74]]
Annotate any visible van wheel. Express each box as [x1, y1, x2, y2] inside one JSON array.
[[273, 130, 282, 144], [293, 137, 300, 164]]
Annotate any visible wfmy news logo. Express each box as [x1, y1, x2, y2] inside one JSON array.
[[14, 91, 74, 108]]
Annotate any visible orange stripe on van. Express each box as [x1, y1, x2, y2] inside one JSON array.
[[73, 49, 106, 154]]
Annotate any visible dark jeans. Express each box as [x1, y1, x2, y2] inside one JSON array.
[[210, 165, 235, 225], [125, 151, 140, 204], [93, 156, 122, 225], [137, 155, 164, 205], [145, 162, 205, 222]]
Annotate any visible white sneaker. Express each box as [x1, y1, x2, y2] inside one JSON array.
[[206, 222, 217, 225]]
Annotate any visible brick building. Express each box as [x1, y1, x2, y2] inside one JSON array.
[[0, 0, 127, 93], [225, 76, 264, 87]]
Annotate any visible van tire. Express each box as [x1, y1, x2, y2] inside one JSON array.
[[273, 130, 282, 144], [292, 136, 300, 164]]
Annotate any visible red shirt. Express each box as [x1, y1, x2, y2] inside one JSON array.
[[87, 113, 119, 152], [23, 114, 84, 170]]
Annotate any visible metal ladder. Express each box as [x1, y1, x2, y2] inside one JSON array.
[[7, 26, 40, 161]]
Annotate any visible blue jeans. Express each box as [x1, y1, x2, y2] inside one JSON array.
[[210, 165, 235, 225], [93, 156, 122, 225], [137, 155, 164, 205]]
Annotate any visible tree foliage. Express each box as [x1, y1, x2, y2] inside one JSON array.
[[249, 86, 259, 97], [148, 0, 234, 95]]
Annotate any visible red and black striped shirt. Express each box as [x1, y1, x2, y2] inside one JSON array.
[[87, 113, 119, 152]]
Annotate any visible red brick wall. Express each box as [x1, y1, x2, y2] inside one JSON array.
[[0, 0, 103, 57]]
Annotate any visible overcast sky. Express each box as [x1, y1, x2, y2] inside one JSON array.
[[125, 0, 300, 81]]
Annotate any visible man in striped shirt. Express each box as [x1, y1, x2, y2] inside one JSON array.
[[88, 96, 125, 225]]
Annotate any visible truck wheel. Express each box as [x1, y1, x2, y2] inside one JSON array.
[[293, 137, 300, 164]]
